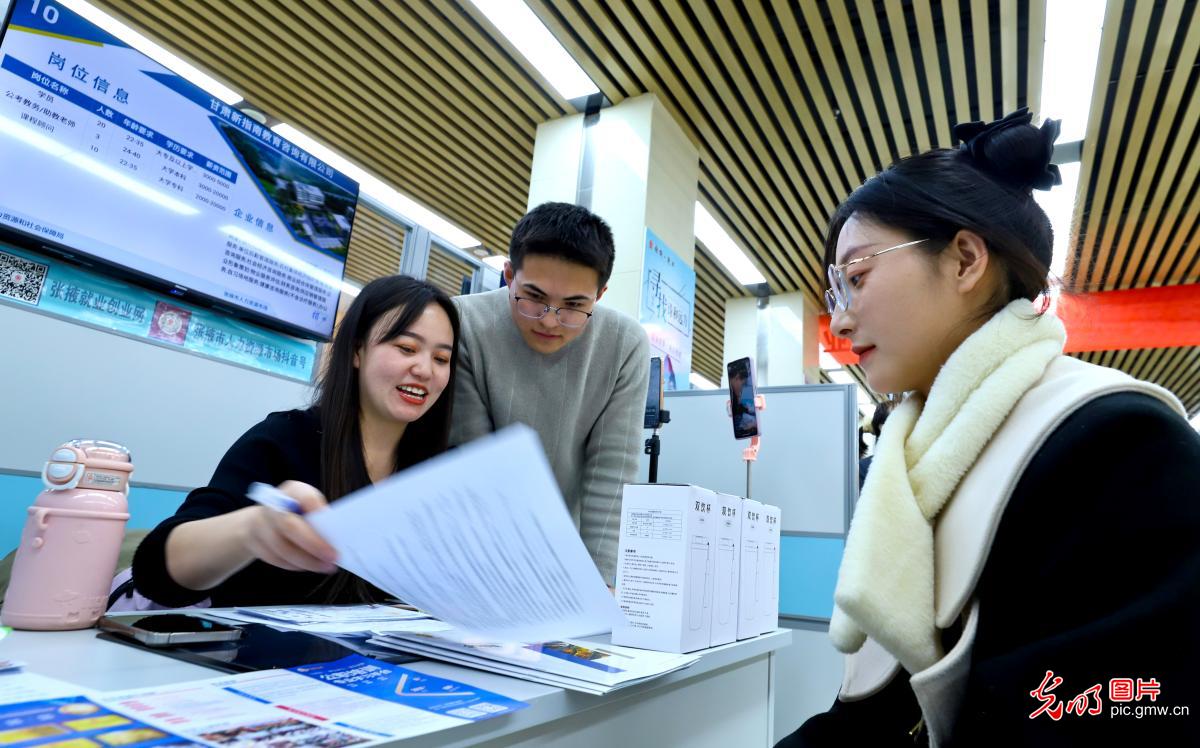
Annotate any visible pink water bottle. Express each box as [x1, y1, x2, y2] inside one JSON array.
[[1, 440, 132, 630]]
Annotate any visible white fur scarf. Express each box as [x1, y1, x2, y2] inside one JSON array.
[[829, 300, 1067, 674]]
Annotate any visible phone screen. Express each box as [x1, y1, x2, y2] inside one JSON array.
[[726, 357, 759, 439], [645, 357, 664, 429]]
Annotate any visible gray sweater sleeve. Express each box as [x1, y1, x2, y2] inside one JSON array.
[[578, 329, 651, 583], [447, 301, 494, 448]]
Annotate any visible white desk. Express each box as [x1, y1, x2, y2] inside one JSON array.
[[6, 627, 791, 747]]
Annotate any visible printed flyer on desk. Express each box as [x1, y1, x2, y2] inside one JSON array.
[[98, 655, 525, 745], [289, 655, 527, 722], [0, 694, 200, 748]]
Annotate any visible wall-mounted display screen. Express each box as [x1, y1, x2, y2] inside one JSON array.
[[0, 0, 358, 339]]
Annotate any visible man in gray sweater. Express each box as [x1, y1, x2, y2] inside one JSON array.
[[450, 203, 650, 583]]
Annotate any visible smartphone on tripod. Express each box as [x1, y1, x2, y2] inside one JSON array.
[[727, 356, 759, 439]]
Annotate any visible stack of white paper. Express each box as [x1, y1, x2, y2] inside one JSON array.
[[203, 604, 447, 635], [307, 425, 625, 643], [366, 629, 699, 696]]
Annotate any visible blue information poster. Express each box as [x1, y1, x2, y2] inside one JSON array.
[[0, 242, 317, 381], [640, 228, 695, 390]]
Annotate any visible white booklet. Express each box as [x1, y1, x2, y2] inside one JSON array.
[[368, 630, 699, 695], [307, 425, 624, 643]]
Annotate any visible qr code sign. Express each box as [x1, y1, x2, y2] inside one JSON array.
[[0, 250, 49, 305]]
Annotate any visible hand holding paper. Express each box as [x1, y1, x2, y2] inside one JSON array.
[[307, 425, 624, 643]]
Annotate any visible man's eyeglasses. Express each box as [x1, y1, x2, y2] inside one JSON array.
[[513, 296, 593, 328], [824, 238, 929, 314]]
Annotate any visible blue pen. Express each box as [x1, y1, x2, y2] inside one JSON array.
[[248, 482, 304, 514]]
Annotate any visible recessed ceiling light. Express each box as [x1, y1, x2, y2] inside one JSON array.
[[694, 203, 767, 285], [482, 255, 508, 271], [1036, 0, 1105, 284], [828, 370, 856, 385], [467, 0, 599, 99]]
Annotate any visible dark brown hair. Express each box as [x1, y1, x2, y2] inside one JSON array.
[[823, 111, 1061, 316], [509, 202, 616, 289], [312, 275, 460, 601]]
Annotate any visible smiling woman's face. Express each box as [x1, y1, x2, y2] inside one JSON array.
[[354, 302, 455, 429], [828, 215, 985, 397]]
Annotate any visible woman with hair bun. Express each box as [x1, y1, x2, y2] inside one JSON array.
[[777, 109, 1200, 746]]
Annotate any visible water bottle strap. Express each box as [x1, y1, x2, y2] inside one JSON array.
[[27, 507, 130, 521], [107, 577, 136, 611]]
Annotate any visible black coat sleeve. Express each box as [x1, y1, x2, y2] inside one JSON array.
[[953, 392, 1200, 746], [130, 409, 335, 607], [777, 392, 1200, 748], [774, 671, 925, 747]]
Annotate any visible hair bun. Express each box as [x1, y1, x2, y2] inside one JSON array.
[[954, 108, 1062, 191]]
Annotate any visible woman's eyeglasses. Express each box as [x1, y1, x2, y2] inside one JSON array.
[[824, 238, 929, 314]]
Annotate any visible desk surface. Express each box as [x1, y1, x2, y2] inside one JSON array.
[[6, 626, 791, 747]]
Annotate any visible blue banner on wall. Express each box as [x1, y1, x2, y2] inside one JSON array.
[[640, 228, 695, 390], [0, 243, 317, 381]]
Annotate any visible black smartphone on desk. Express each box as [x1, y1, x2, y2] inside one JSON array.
[[727, 356, 759, 439], [99, 613, 241, 646], [98, 618, 419, 673]]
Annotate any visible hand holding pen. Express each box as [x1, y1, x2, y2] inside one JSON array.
[[244, 481, 339, 574]]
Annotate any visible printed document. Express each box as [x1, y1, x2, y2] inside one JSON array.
[[308, 426, 624, 642], [202, 604, 439, 635]]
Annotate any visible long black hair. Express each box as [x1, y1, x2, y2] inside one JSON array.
[[823, 109, 1061, 316], [315, 274, 460, 502], [311, 275, 459, 603]]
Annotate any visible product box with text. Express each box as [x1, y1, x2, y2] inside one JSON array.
[[709, 492, 743, 647], [737, 499, 764, 640], [613, 484, 720, 653], [759, 503, 781, 633]]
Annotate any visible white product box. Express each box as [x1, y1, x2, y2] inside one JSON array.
[[613, 484, 720, 654], [759, 503, 781, 633], [709, 492, 743, 647], [737, 499, 764, 640]]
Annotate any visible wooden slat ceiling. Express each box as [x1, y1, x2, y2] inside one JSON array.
[[529, 0, 1044, 301], [693, 242, 748, 384], [344, 202, 405, 287], [1065, 1, 1200, 417], [1071, 0, 1200, 292], [530, 0, 1044, 393], [426, 247, 476, 298], [87, 0, 1197, 413], [1072, 348, 1200, 418]]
